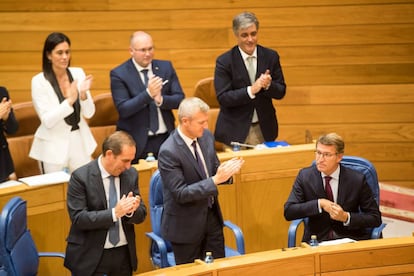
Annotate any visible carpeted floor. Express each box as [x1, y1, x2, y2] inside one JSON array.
[[379, 183, 414, 237]]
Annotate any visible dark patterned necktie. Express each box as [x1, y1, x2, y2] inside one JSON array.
[[192, 140, 206, 179], [192, 140, 213, 207], [324, 176, 334, 202], [142, 69, 159, 133], [324, 175, 334, 239]]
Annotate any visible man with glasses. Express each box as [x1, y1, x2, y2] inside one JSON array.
[[110, 31, 185, 163], [284, 133, 382, 242]]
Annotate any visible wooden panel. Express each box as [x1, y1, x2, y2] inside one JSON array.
[[375, 162, 414, 182], [282, 84, 414, 105], [319, 244, 414, 272], [278, 104, 414, 124], [1, 5, 413, 31], [2, 0, 413, 11], [278, 123, 414, 144], [2, 43, 414, 72]]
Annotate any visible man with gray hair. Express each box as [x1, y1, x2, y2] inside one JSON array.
[[214, 11, 286, 148], [158, 97, 244, 264]]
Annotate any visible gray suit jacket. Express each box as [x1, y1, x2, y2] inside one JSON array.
[[158, 129, 224, 243], [64, 159, 147, 275]]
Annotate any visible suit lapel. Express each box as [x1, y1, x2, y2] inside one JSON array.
[[90, 160, 107, 208], [152, 60, 162, 78], [126, 59, 146, 92], [197, 134, 212, 176], [173, 131, 206, 179], [256, 45, 266, 78], [232, 47, 251, 87], [312, 166, 327, 198]]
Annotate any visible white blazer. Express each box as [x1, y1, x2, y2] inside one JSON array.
[[29, 67, 97, 164]]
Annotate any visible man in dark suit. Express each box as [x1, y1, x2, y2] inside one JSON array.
[[214, 11, 286, 147], [110, 31, 185, 163], [284, 133, 382, 243], [158, 97, 244, 265], [64, 131, 147, 276]]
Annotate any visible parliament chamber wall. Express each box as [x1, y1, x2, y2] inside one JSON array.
[[1, 1, 413, 274]]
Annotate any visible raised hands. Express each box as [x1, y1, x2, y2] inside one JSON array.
[[114, 191, 141, 218], [147, 75, 163, 104], [78, 74, 93, 100], [251, 69, 272, 95], [213, 157, 245, 185], [0, 97, 12, 120]]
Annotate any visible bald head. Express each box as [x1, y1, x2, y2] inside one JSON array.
[[129, 31, 154, 67]]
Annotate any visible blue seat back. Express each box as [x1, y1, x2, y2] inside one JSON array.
[[148, 170, 173, 252], [339, 156, 380, 204], [0, 197, 39, 276]]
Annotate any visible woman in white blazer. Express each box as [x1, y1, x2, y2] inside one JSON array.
[[30, 32, 97, 174]]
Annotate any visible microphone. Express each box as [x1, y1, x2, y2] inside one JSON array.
[[230, 141, 256, 149]]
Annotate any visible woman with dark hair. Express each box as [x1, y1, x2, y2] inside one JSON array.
[[29, 32, 97, 174], [0, 86, 18, 182]]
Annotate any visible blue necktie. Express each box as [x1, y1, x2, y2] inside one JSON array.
[[142, 69, 159, 133], [108, 175, 120, 246]]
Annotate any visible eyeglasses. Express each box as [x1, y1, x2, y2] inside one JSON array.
[[314, 151, 338, 159], [132, 47, 154, 54]]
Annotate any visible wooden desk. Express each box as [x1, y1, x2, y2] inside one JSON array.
[[0, 143, 314, 274], [138, 237, 414, 275], [217, 143, 315, 252]]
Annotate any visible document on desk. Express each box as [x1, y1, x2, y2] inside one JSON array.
[[19, 171, 70, 186], [0, 180, 24, 189], [319, 238, 357, 246]]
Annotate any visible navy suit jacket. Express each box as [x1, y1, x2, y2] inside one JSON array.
[[0, 87, 18, 182], [158, 129, 224, 243], [110, 59, 184, 160], [214, 45, 286, 146], [64, 159, 147, 275], [284, 164, 382, 242]]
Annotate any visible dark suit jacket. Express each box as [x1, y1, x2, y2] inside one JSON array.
[[214, 45, 286, 146], [0, 87, 18, 182], [64, 159, 147, 276], [110, 59, 184, 160], [158, 129, 224, 243], [284, 164, 382, 242]]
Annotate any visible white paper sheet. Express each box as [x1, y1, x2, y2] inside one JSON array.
[[319, 238, 357, 246], [19, 171, 70, 186], [0, 180, 24, 189]]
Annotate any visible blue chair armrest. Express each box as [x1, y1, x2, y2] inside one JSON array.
[[145, 231, 169, 268], [288, 218, 307, 248], [371, 223, 387, 239], [224, 220, 245, 254], [38, 252, 65, 259]]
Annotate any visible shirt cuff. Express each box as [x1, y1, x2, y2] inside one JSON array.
[[317, 199, 322, 213], [111, 208, 117, 222], [343, 212, 351, 226], [247, 86, 255, 99], [125, 212, 134, 218]]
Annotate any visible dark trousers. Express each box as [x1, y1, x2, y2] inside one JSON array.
[[171, 207, 225, 265], [135, 133, 169, 163], [93, 245, 132, 276]]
